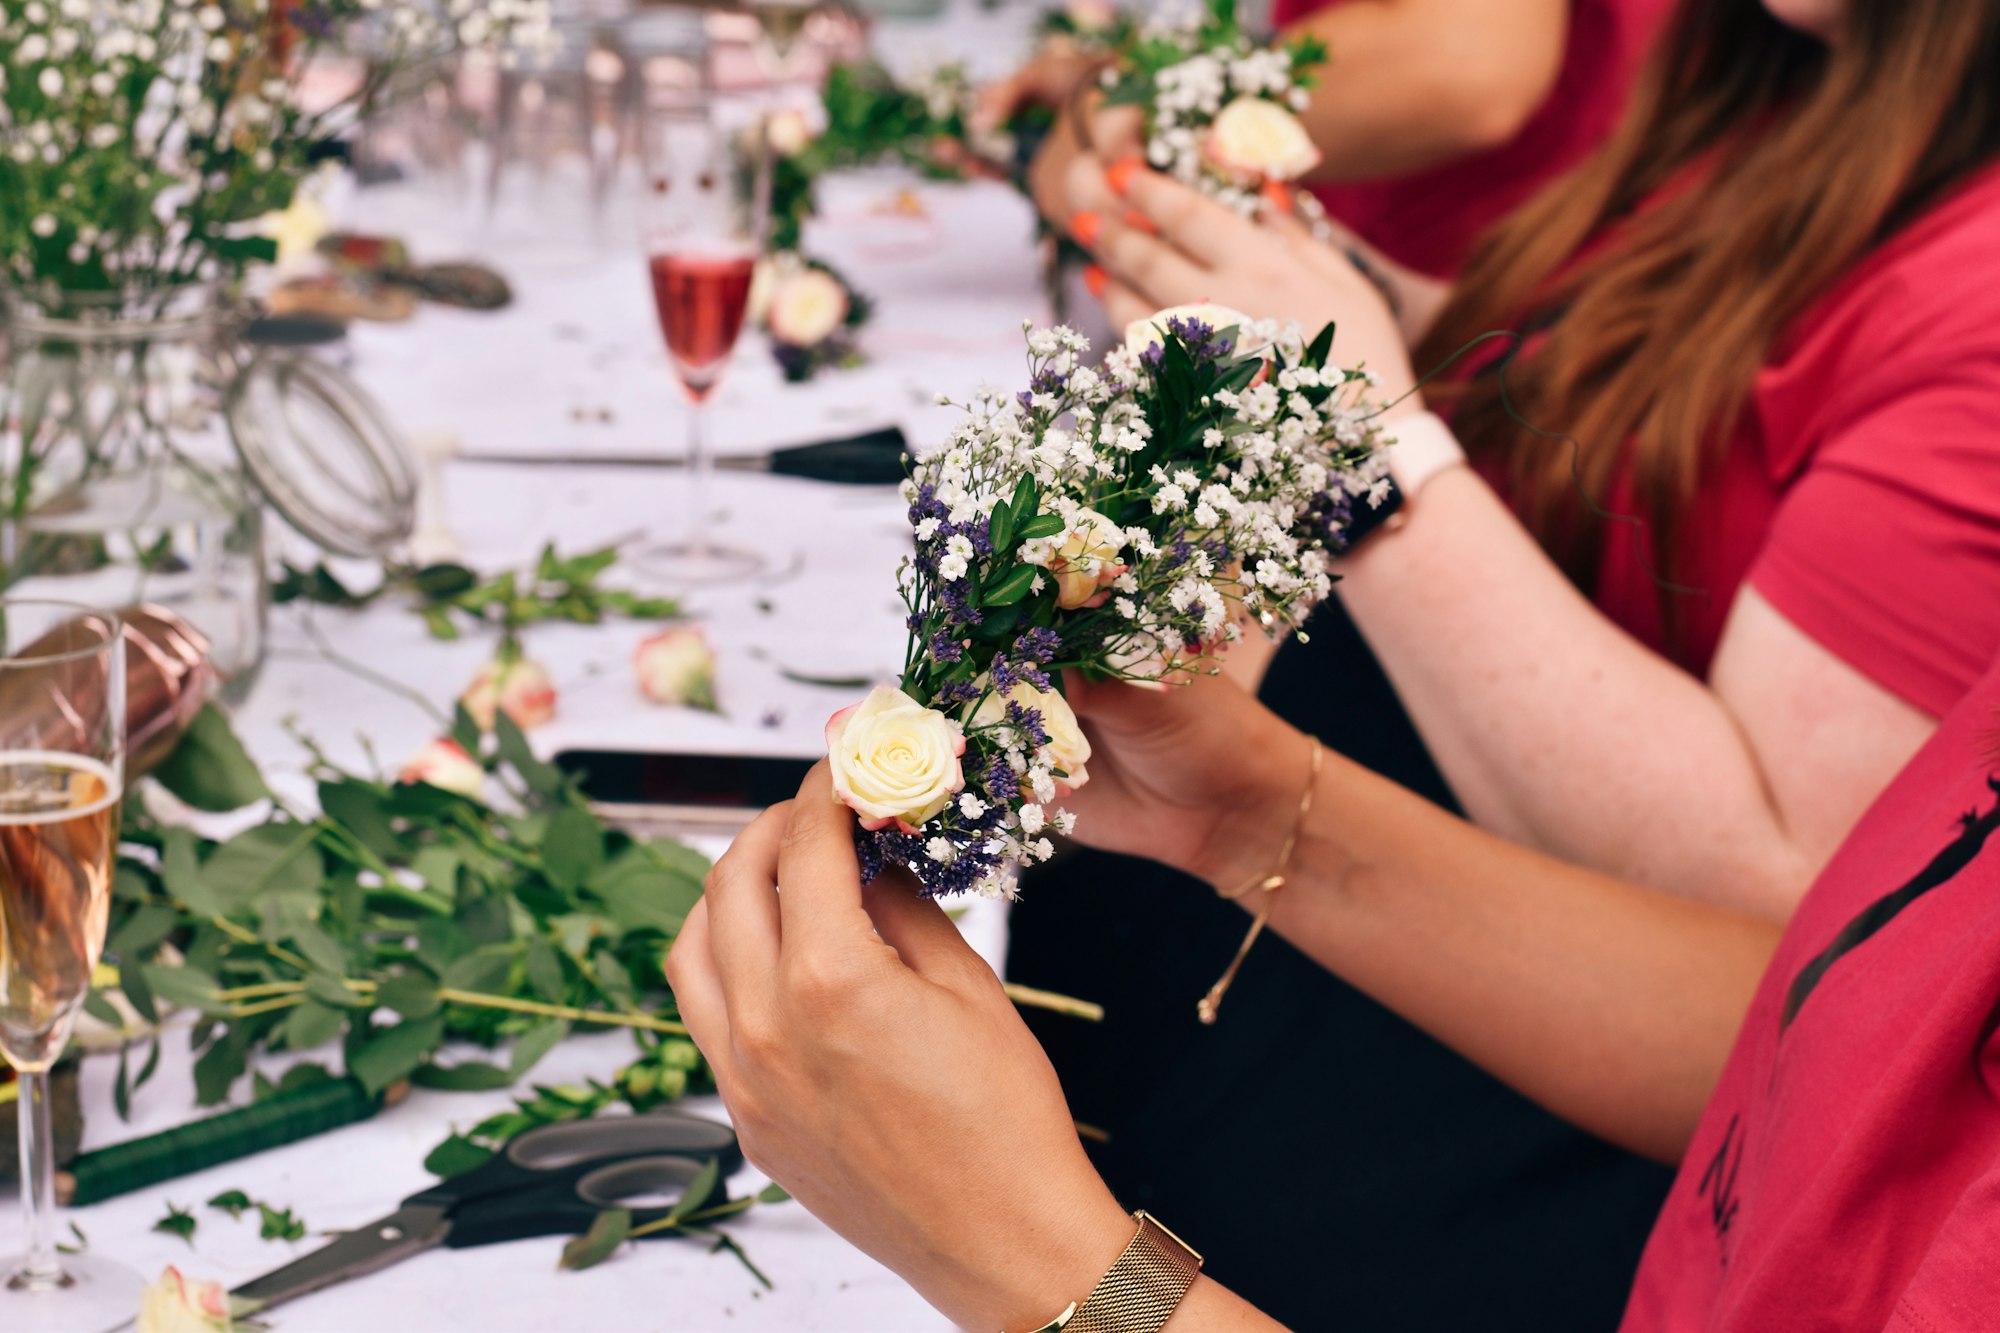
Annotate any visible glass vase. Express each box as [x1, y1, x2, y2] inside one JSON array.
[[0, 284, 269, 704]]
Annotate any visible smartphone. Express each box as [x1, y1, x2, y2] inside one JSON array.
[[553, 749, 817, 837]]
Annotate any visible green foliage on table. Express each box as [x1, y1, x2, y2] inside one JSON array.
[[153, 1201, 196, 1246], [99, 706, 714, 1140], [274, 541, 680, 647]]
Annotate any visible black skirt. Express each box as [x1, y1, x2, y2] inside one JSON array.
[[1008, 600, 1672, 1331]]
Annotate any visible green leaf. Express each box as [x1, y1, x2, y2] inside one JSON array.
[[152, 706, 272, 812], [559, 1206, 632, 1272], [450, 704, 483, 758], [410, 1061, 514, 1091], [509, 1020, 568, 1078], [306, 973, 362, 1008], [590, 849, 702, 936], [140, 963, 227, 1015], [194, 1027, 249, 1105], [540, 806, 604, 895], [208, 1189, 252, 1219], [196, 823, 324, 916], [348, 1015, 445, 1096], [981, 564, 1038, 607], [256, 1202, 307, 1242], [422, 1133, 493, 1180], [494, 713, 563, 797], [442, 948, 512, 996], [410, 847, 462, 896], [1016, 512, 1064, 541], [121, 962, 158, 1026], [523, 934, 565, 1002], [82, 988, 122, 1028], [986, 501, 1016, 558], [318, 781, 400, 859], [108, 902, 180, 966], [282, 999, 346, 1052], [377, 971, 441, 1020], [665, 1157, 722, 1227], [289, 921, 347, 978], [756, 1183, 792, 1204], [153, 1203, 196, 1246]]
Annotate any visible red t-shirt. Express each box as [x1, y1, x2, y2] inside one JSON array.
[[1623, 650, 2000, 1329], [1270, 0, 1673, 276], [1561, 163, 2000, 716]]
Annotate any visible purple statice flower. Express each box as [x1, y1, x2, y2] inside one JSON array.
[[982, 754, 1021, 805], [929, 631, 965, 665], [936, 576, 983, 628], [1163, 315, 1236, 361], [1005, 699, 1050, 749], [933, 677, 984, 709], [1011, 628, 1062, 666]]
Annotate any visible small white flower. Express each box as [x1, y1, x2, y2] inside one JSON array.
[[924, 837, 957, 865], [37, 68, 62, 97], [958, 792, 988, 819], [29, 214, 56, 238]]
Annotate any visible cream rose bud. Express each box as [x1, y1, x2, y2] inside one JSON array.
[[826, 686, 967, 833], [766, 107, 816, 157], [633, 626, 718, 710], [460, 656, 557, 731], [138, 1266, 234, 1333], [1122, 302, 1259, 360], [1026, 506, 1127, 609], [397, 738, 485, 796], [767, 268, 849, 348], [970, 683, 1092, 794], [1205, 96, 1322, 183]]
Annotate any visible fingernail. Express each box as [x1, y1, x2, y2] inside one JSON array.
[[1070, 211, 1102, 247], [1106, 156, 1142, 197], [1083, 264, 1108, 299], [1260, 180, 1296, 215], [1121, 208, 1157, 235]]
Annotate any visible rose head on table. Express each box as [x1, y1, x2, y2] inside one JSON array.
[[828, 305, 1391, 898]]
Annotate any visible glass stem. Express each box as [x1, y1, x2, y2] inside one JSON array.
[[10, 1067, 62, 1290], [687, 399, 712, 558]]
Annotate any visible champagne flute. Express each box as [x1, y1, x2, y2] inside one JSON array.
[[0, 601, 136, 1333], [638, 91, 774, 585]]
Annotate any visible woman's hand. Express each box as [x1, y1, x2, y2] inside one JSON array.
[[1020, 85, 1145, 239], [1080, 167, 1423, 408], [664, 765, 1133, 1333], [1061, 670, 1315, 894]]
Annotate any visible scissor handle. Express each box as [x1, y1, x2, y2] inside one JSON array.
[[406, 1110, 740, 1209], [440, 1154, 730, 1250]]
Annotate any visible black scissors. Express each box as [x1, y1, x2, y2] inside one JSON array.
[[231, 1110, 742, 1314]]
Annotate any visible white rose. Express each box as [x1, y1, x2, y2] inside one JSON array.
[[767, 268, 850, 348], [1065, 0, 1118, 31], [826, 686, 966, 833], [397, 738, 485, 797], [1205, 96, 1321, 183], [766, 107, 817, 157], [1122, 302, 1259, 360], [137, 1266, 233, 1333], [633, 626, 718, 710], [969, 683, 1092, 794], [460, 656, 557, 731], [1023, 506, 1126, 609]]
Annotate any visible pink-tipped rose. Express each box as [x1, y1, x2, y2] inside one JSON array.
[[397, 738, 486, 796], [969, 682, 1092, 795], [826, 686, 966, 833], [461, 656, 557, 731], [634, 626, 719, 710], [137, 1266, 234, 1333], [767, 267, 850, 349]]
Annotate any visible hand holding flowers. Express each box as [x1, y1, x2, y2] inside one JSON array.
[[828, 308, 1391, 896]]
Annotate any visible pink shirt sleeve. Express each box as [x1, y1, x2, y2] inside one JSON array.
[[1882, 1143, 2000, 1331], [1750, 360, 2000, 717]]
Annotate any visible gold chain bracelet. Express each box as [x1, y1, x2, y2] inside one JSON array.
[[1196, 735, 1324, 1025]]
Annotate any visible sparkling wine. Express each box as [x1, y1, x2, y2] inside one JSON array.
[[649, 252, 756, 399], [0, 753, 119, 1073]]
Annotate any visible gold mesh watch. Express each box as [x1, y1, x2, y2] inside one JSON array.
[[1013, 1212, 1204, 1333]]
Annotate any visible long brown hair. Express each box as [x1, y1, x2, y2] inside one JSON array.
[[1418, 0, 2000, 595]]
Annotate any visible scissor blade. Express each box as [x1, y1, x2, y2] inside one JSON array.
[[230, 1203, 451, 1314]]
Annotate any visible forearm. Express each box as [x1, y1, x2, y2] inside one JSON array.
[[1162, 1276, 1289, 1331], [1335, 469, 1820, 916], [1211, 749, 1778, 1162], [1284, 0, 1566, 180]]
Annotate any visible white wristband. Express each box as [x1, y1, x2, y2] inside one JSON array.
[[1382, 410, 1467, 500]]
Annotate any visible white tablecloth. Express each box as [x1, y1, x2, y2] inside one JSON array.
[[0, 7, 1081, 1325]]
